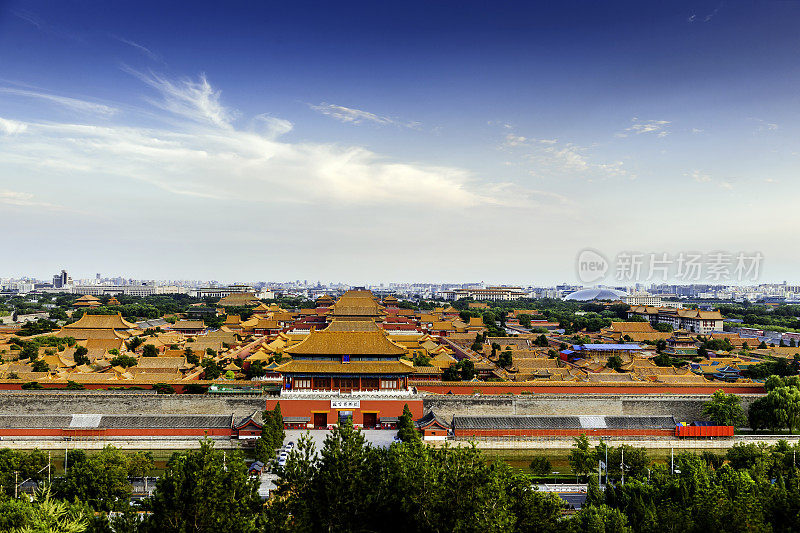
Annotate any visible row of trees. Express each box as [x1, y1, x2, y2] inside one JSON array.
[[583, 439, 800, 533], [7, 427, 800, 531]]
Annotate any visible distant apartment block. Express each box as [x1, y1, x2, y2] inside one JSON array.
[[621, 293, 663, 306], [192, 285, 255, 299], [440, 286, 526, 301], [71, 285, 185, 297], [628, 305, 724, 334]]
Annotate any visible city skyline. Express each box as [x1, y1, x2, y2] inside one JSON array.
[[2, 1, 800, 283]]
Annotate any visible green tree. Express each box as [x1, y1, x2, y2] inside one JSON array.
[[397, 404, 420, 444], [253, 437, 272, 464], [55, 445, 132, 511], [110, 354, 137, 368], [0, 487, 90, 533], [73, 345, 90, 366], [259, 402, 285, 455], [499, 349, 513, 368], [460, 359, 475, 380], [20, 343, 39, 360], [184, 347, 199, 365], [128, 450, 155, 479], [569, 434, 593, 479], [144, 440, 261, 533], [245, 360, 266, 379], [442, 364, 461, 381], [270, 402, 285, 448], [607, 355, 623, 372], [585, 473, 604, 507], [153, 383, 175, 394], [201, 358, 222, 379], [142, 344, 158, 357], [125, 336, 144, 352], [566, 504, 631, 532], [529, 456, 552, 476], [702, 390, 747, 428]]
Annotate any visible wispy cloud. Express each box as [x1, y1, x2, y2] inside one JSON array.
[[0, 189, 61, 209], [616, 117, 671, 138], [686, 169, 712, 183], [0, 118, 27, 135], [752, 118, 779, 133], [0, 88, 117, 117], [12, 9, 83, 41], [0, 73, 545, 210], [685, 169, 734, 190], [124, 68, 235, 128], [310, 103, 420, 129], [112, 35, 162, 63], [502, 131, 632, 179], [687, 3, 723, 23]]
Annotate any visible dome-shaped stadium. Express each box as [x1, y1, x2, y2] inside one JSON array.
[[565, 288, 626, 301]]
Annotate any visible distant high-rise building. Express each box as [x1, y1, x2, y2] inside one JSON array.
[[52, 269, 70, 288]]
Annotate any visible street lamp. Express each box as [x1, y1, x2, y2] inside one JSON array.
[[552, 471, 559, 484]]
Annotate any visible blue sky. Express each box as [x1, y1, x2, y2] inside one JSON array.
[[1, 1, 799, 285]]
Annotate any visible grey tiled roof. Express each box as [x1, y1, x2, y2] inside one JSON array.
[[0, 416, 73, 429], [0, 414, 233, 429], [605, 416, 677, 430], [452, 415, 676, 431], [414, 410, 451, 429], [99, 415, 233, 429]]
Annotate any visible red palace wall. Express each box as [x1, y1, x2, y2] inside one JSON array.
[[676, 425, 734, 437], [267, 398, 423, 428], [416, 383, 765, 395], [0, 428, 232, 438], [452, 428, 675, 438]]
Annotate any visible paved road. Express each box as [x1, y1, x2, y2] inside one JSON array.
[[283, 429, 398, 453], [559, 493, 587, 510]]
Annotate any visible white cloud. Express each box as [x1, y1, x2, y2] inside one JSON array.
[[112, 35, 162, 63], [687, 4, 723, 23], [125, 68, 235, 128], [686, 170, 712, 183], [616, 117, 671, 138], [253, 114, 293, 139], [0, 189, 59, 209], [502, 130, 632, 179], [0, 118, 27, 135], [503, 133, 528, 147], [0, 73, 546, 210], [0, 87, 117, 117], [750, 118, 778, 134], [686, 169, 734, 190], [310, 102, 418, 128]]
